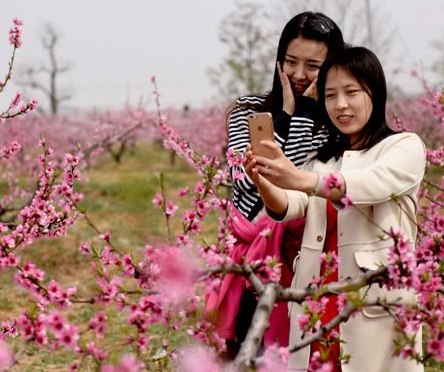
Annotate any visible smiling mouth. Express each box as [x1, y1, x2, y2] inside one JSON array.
[[337, 115, 353, 124], [292, 84, 306, 93]]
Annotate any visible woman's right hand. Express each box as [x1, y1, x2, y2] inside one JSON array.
[[244, 144, 289, 216], [277, 62, 295, 115]]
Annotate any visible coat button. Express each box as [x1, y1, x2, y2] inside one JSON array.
[[340, 232, 344, 237], [316, 235, 323, 242]]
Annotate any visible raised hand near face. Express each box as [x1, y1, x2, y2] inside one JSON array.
[[277, 62, 295, 115], [303, 77, 318, 101]]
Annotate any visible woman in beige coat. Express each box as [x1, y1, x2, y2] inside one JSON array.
[[244, 47, 426, 371]]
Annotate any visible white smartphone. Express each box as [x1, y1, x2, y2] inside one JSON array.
[[248, 112, 275, 158]]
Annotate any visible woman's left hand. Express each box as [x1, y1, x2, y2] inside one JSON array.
[[303, 77, 318, 101], [244, 144, 290, 216], [248, 141, 301, 190]]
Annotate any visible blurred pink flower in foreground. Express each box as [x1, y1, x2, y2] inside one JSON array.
[[176, 345, 225, 372], [0, 342, 14, 369]]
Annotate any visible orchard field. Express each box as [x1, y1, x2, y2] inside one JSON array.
[[0, 17, 443, 372], [0, 142, 222, 371]]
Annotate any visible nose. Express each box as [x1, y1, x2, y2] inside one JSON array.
[[291, 64, 306, 81], [335, 94, 348, 109]]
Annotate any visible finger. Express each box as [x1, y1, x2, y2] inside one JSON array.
[[244, 149, 253, 160], [255, 156, 275, 169], [259, 140, 282, 156], [277, 62, 289, 85], [256, 164, 271, 173], [243, 155, 256, 168], [303, 78, 318, 100]]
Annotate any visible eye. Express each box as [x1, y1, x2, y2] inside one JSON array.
[[346, 89, 360, 95], [284, 58, 296, 66], [307, 64, 321, 71], [325, 93, 336, 100]]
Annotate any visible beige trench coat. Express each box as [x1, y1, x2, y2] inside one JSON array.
[[277, 132, 426, 372]]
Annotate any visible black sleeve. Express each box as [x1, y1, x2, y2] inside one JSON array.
[[273, 110, 292, 140]]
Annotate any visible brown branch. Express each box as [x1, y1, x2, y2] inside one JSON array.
[[200, 262, 265, 294], [235, 283, 278, 367], [423, 177, 444, 192], [280, 266, 388, 303], [289, 301, 356, 354], [229, 266, 388, 368]]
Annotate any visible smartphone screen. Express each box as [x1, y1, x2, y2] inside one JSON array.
[[248, 112, 275, 158]]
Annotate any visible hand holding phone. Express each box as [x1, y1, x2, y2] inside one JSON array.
[[248, 112, 275, 158]]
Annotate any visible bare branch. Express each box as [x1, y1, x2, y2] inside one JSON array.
[[235, 283, 279, 367], [17, 23, 72, 113]]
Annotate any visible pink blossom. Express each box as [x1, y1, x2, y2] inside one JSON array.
[[258, 344, 289, 372], [183, 210, 197, 223], [101, 354, 143, 372], [226, 148, 244, 166], [9, 18, 23, 48], [297, 313, 310, 330], [155, 247, 198, 303], [137, 336, 149, 351], [58, 325, 79, 349], [0, 140, 22, 160], [151, 192, 164, 208], [0, 342, 13, 369], [340, 194, 353, 208], [176, 234, 191, 247], [336, 293, 347, 313], [121, 254, 135, 276], [85, 341, 108, 361], [387, 227, 418, 289], [427, 335, 444, 361], [100, 246, 120, 266], [178, 187, 189, 197], [308, 351, 334, 372], [319, 251, 340, 278], [322, 173, 342, 195], [176, 345, 222, 372], [9, 92, 22, 108], [28, 97, 38, 111], [195, 199, 210, 216], [99, 231, 112, 243], [254, 256, 281, 283], [165, 200, 178, 217], [97, 276, 122, 302], [188, 220, 202, 233], [88, 311, 107, 338], [232, 169, 245, 181], [194, 182, 206, 195], [79, 242, 92, 255]]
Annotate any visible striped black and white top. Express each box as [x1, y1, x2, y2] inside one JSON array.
[[228, 93, 328, 221]]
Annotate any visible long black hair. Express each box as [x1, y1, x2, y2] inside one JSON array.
[[315, 46, 397, 162], [227, 11, 346, 117]]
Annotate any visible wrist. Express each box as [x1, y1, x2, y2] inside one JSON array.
[[303, 171, 322, 196], [283, 103, 295, 115]]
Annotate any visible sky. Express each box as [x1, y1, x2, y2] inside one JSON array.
[[0, 0, 443, 112]]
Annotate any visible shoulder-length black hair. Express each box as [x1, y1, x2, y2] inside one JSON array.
[[227, 11, 346, 117], [315, 46, 397, 162]]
